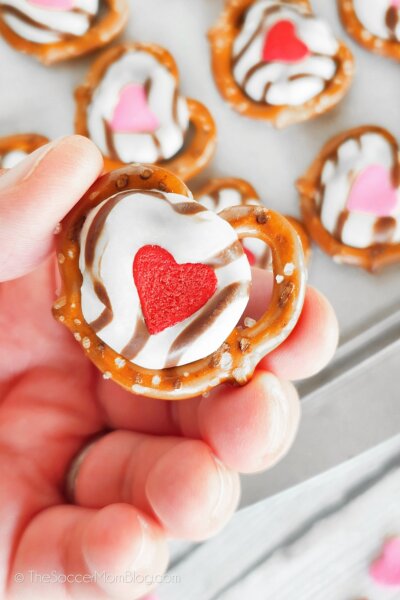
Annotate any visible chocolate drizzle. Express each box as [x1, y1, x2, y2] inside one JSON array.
[[373, 217, 397, 244], [103, 118, 164, 164], [205, 241, 244, 269], [202, 188, 225, 210], [84, 190, 204, 271], [172, 88, 180, 127], [150, 133, 162, 161], [85, 192, 131, 267], [386, 6, 400, 39], [170, 201, 207, 215], [89, 307, 112, 332], [334, 209, 350, 241], [121, 313, 150, 359], [167, 282, 249, 366], [232, 6, 281, 67], [0, 4, 95, 40], [103, 119, 119, 162]]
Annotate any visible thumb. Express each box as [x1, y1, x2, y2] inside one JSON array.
[[0, 135, 103, 282]]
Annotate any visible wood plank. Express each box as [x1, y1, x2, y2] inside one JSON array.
[[159, 436, 400, 600]]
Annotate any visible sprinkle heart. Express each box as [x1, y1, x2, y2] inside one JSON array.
[[370, 537, 400, 587], [29, 0, 73, 8], [110, 84, 160, 134], [347, 164, 397, 216], [133, 245, 218, 335], [262, 20, 310, 63]]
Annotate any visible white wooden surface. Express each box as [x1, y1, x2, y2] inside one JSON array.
[[157, 435, 400, 600]]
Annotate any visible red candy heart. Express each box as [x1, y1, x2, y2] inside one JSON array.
[[243, 245, 256, 266], [133, 245, 218, 335], [262, 20, 310, 63]]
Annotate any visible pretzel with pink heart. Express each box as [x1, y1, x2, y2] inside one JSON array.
[[0, 0, 128, 64], [298, 125, 400, 272], [75, 43, 217, 181], [338, 0, 400, 61], [53, 164, 306, 400], [208, 0, 355, 128]]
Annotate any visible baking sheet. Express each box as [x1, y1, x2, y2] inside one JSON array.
[[1, 0, 399, 505]]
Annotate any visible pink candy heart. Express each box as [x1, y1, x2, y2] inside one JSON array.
[[110, 84, 160, 134], [347, 164, 397, 216], [391, 0, 400, 8], [370, 537, 400, 587], [29, 0, 73, 9]]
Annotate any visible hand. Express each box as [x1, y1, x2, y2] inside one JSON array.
[[0, 136, 338, 600]]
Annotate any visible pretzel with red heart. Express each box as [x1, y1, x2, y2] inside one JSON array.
[[75, 43, 217, 181], [53, 164, 306, 400], [0, 0, 128, 64], [208, 0, 354, 128]]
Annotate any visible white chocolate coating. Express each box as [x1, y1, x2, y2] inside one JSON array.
[[232, 0, 339, 106], [79, 190, 251, 369], [0, 0, 98, 44], [0, 149, 27, 168], [197, 186, 271, 268], [353, 0, 400, 41], [319, 132, 400, 248], [87, 50, 189, 164], [199, 187, 259, 212]]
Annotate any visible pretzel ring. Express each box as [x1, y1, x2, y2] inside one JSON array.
[[0, 0, 128, 65], [0, 133, 49, 168], [208, 0, 354, 128], [75, 43, 217, 181], [338, 0, 400, 62], [53, 164, 306, 400]]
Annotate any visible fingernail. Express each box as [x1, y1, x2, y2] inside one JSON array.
[[0, 137, 66, 190], [210, 456, 228, 519], [210, 455, 238, 520], [83, 510, 153, 577], [128, 515, 153, 570], [259, 376, 299, 467]]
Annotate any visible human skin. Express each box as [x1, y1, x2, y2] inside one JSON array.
[[0, 136, 339, 599]]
